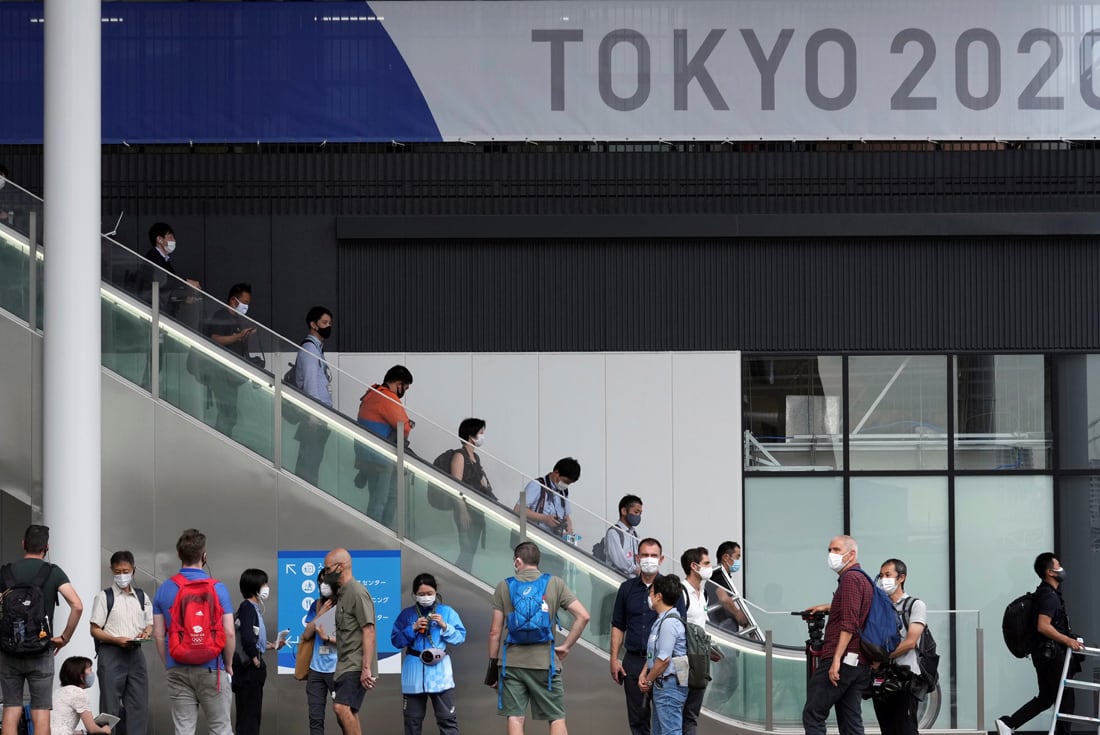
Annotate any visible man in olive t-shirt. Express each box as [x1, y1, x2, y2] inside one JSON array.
[[324, 548, 378, 735], [488, 541, 590, 734]]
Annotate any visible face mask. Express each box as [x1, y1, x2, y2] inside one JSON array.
[[696, 565, 713, 580], [1054, 568, 1066, 581], [235, 302, 249, 315], [319, 582, 332, 598], [416, 594, 436, 608], [396, 386, 407, 398], [83, 672, 96, 688], [730, 559, 742, 574], [0, 178, 6, 191], [164, 239, 176, 254], [827, 552, 847, 572], [646, 594, 655, 610], [639, 557, 660, 575], [626, 512, 642, 527], [473, 434, 484, 447], [877, 577, 897, 594], [114, 573, 132, 590], [555, 481, 570, 493], [316, 325, 332, 340], [258, 586, 270, 601]]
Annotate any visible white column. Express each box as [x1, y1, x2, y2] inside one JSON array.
[[43, 0, 101, 663]]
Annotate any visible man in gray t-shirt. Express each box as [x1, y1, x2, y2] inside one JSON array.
[[872, 558, 927, 735]]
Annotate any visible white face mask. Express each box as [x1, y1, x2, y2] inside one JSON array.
[[416, 594, 436, 608], [473, 433, 484, 447], [319, 583, 332, 598], [696, 565, 713, 580], [877, 577, 897, 594], [258, 586, 270, 601], [555, 480, 570, 493], [646, 594, 655, 610], [114, 573, 133, 590], [83, 671, 96, 688], [163, 239, 176, 254], [235, 302, 249, 315], [827, 552, 847, 572], [639, 557, 661, 575]]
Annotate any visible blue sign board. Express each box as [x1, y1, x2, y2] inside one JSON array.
[[276, 548, 402, 675]]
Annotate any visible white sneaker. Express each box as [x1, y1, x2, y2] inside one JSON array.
[[996, 718, 1014, 735]]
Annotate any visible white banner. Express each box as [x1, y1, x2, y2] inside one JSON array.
[[373, 0, 1100, 141]]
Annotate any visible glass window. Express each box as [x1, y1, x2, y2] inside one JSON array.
[[1054, 355, 1100, 470], [954, 355, 1050, 470], [744, 477, 844, 645], [744, 357, 844, 471], [848, 356, 948, 470], [955, 476, 1054, 730]]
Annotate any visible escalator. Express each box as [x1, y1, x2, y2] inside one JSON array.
[[0, 179, 971, 734]]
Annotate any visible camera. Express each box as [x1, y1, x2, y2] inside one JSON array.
[[792, 611, 827, 652], [866, 663, 915, 701], [420, 648, 446, 666]]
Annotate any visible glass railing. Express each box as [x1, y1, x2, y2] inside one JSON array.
[[0, 178, 43, 328], [0, 198, 990, 731]]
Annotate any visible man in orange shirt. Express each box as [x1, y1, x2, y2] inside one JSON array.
[[353, 365, 415, 527]]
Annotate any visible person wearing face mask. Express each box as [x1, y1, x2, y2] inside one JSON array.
[[639, 574, 690, 735], [610, 538, 687, 735], [678, 547, 713, 735], [603, 495, 643, 576], [292, 305, 335, 486], [302, 571, 339, 735], [232, 568, 286, 735], [390, 573, 467, 735], [89, 550, 153, 735], [517, 457, 581, 541], [51, 657, 113, 734], [708, 541, 751, 635], [203, 282, 259, 437], [140, 222, 201, 315], [443, 417, 497, 571], [354, 364, 416, 526], [871, 559, 926, 735], [996, 553, 1085, 735], [801, 535, 873, 735], [323, 547, 379, 735]]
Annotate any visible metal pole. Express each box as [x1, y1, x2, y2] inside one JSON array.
[[765, 629, 775, 731], [396, 421, 406, 538], [151, 281, 160, 399], [519, 488, 528, 543], [42, 0, 101, 668], [975, 627, 985, 732], [272, 369, 282, 471], [28, 211, 37, 330], [28, 212, 42, 508]]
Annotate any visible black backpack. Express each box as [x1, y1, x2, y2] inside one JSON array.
[[1003, 592, 1038, 658], [901, 597, 939, 697], [592, 526, 625, 563], [0, 562, 55, 656], [428, 449, 460, 510]]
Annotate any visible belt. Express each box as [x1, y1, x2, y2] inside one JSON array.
[[626, 649, 646, 657]]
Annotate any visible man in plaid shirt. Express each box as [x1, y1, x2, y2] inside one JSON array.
[[801, 535, 873, 735]]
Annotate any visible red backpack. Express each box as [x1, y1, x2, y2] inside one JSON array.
[[167, 574, 226, 665]]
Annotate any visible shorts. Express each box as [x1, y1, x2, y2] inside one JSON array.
[[0, 651, 54, 710], [334, 672, 366, 712], [498, 668, 565, 721]]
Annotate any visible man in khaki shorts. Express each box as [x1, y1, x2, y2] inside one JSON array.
[[488, 541, 590, 735]]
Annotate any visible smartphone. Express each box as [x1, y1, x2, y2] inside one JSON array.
[[616, 670, 627, 685]]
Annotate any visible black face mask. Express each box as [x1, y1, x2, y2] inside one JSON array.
[[316, 326, 332, 340]]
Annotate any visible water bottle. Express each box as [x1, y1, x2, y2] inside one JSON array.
[[564, 534, 582, 546]]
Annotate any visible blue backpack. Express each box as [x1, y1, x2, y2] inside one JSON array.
[[846, 568, 901, 663], [500, 574, 557, 707]]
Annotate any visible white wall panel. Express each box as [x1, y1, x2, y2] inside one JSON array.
[[672, 353, 742, 581], [605, 354, 673, 558], [334, 353, 405, 418], [537, 353, 607, 547], [400, 353, 473, 463], [471, 354, 541, 494]]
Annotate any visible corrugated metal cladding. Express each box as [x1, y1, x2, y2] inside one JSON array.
[[338, 237, 1100, 354]]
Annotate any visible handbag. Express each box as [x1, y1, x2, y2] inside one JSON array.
[[294, 636, 315, 681]]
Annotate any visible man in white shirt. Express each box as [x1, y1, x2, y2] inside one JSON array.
[[679, 547, 712, 735], [89, 550, 154, 735], [603, 495, 642, 576]]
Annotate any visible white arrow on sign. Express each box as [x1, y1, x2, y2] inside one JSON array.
[[285, 563, 297, 575]]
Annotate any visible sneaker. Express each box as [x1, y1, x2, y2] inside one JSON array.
[[996, 718, 1014, 735]]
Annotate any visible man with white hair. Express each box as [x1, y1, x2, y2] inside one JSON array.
[[801, 535, 873, 735]]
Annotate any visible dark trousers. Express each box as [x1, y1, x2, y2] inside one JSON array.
[[209, 375, 241, 437], [232, 659, 266, 735], [455, 506, 485, 572], [1004, 655, 1076, 735], [363, 461, 397, 527], [97, 643, 149, 735], [622, 650, 651, 735], [873, 693, 919, 735], [802, 657, 872, 735], [402, 688, 459, 735], [683, 685, 705, 735], [294, 420, 330, 486], [306, 669, 335, 735]]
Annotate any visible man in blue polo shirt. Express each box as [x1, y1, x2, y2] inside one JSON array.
[[152, 529, 236, 735], [609, 537, 686, 735]]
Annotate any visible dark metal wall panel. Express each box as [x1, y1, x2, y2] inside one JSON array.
[[338, 237, 1100, 354]]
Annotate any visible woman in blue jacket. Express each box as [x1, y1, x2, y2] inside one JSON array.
[[390, 572, 467, 735]]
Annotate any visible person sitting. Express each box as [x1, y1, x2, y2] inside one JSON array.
[[51, 656, 112, 734]]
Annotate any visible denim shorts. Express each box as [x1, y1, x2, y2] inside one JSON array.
[[0, 651, 54, 709]]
